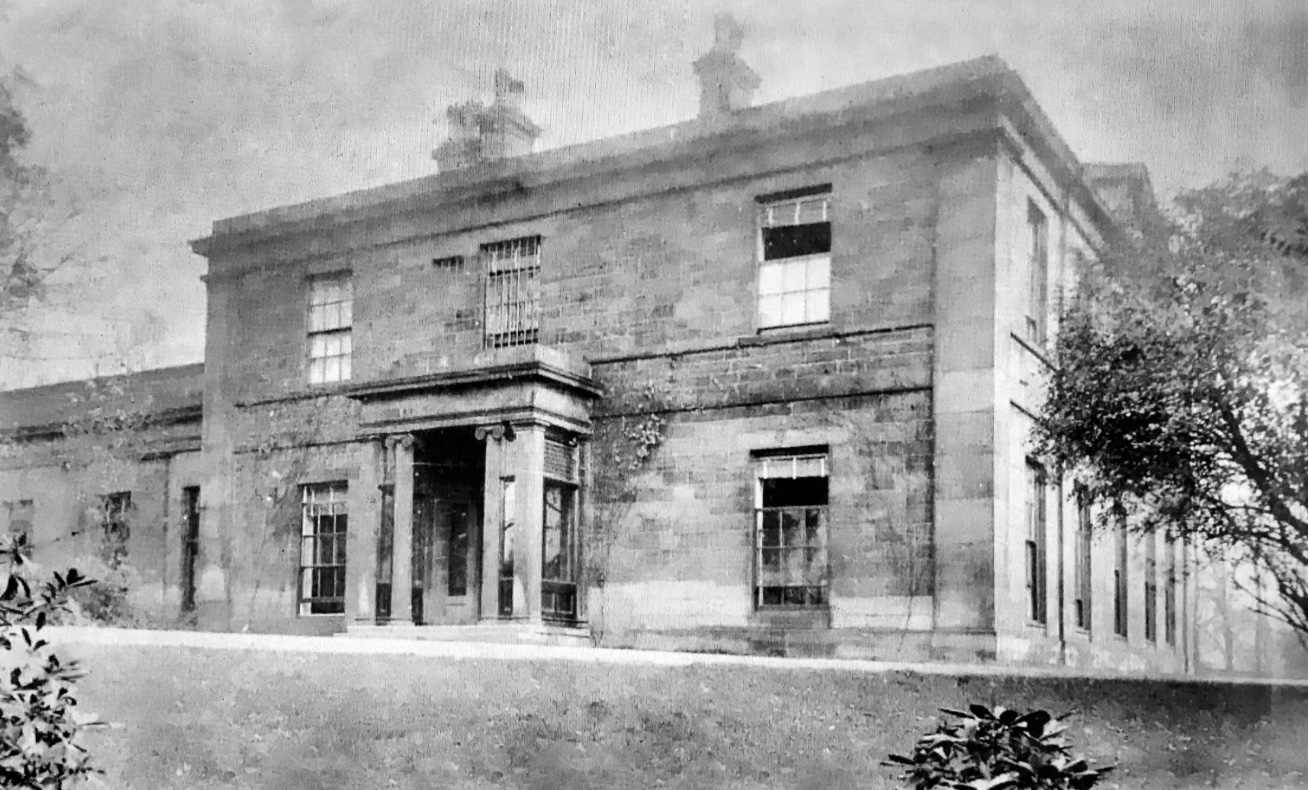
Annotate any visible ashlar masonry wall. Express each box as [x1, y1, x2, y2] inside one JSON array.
[[587, 329, 933, 657], [196, 107, 962, 639], [0, 429, 203, 623]]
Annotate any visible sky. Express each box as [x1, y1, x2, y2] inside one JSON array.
[[1, 0, 1305, 388]]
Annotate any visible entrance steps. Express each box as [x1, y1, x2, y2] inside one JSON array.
[[340, 621, 593, 647]]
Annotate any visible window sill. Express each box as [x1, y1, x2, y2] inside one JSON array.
[[1010, 331, 1054, 369], [306, 379, 352, 392], [750, 607, 831, 630], [741, 323, 832, 346]]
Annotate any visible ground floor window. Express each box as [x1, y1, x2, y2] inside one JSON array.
[[498, 477, 516, 617], [753, 450, 829, 608], [1164, 536, 1178, 645], [1074, 488, 1092, 632], [100, 491, 132, 568], [541, 436, 581, 622], [1024, 460, 1048, 625], [541, 481, 578, 621], [1144, 529, 1158, 642], [300, 482, 347, 615], [1113, 514, 1128, 637]]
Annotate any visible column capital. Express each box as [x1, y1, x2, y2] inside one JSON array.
[[475, 422, 517, 443], [385, 433, 416, 451]]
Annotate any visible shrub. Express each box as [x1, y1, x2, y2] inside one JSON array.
[[62, 554, 142, 627], [0, 534, 102, 787], [885, 704, 1114, 790]]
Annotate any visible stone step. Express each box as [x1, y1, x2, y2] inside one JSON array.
[[340, 622, 593, 647]]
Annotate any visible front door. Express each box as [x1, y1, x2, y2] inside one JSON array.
[[413, 492, 481, 625]]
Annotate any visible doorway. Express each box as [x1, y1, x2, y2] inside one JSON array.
[[411, 429, 484, 625]]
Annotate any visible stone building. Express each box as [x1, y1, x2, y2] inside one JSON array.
[[7, 34, 1284, 673]]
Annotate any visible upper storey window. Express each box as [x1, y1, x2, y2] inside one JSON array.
[[483, 236, 541, 349], [757, 187, 831, 329], [1026, 200, 1048, 344], [308, 273, 353, 384]]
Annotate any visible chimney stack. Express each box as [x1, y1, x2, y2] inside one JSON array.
[[692, 13, 760, 119], [433, 68, 541, 172]]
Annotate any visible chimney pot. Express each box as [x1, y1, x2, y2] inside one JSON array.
[[433, 69, 540, 172], [692, 13, 760, 119]]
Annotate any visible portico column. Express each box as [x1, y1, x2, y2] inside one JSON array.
[[478, 425, 508, 620], [513, 424, 546, 623], [388, 434, 416, 624], [475, 422, 544, 622]]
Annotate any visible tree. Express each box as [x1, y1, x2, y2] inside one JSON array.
[[1035, 170, 1307, 636], [0, 66, 97, 369]]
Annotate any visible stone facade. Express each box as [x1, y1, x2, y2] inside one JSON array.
[[2, 54, 1297, 674]]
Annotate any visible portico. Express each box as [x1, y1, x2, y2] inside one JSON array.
[[342, 347, 599, 637]]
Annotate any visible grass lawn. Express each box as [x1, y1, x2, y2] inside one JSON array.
[[68, 641, 1305, 790]]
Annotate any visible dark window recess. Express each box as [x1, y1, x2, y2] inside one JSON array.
[[180, 487, 200, 614], [762, 223, 831, 261], [762, 476, 828, 507], [433, 255, 465, 269]]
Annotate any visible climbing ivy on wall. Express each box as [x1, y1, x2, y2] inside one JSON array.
[[585, 383, 668, 643]]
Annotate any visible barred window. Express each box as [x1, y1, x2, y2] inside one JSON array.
[[300, 482, 347, 615], [757, 188, 831, 329], [483, 236, 541, 349], [754, 451, 829, 608], [308, 274, 353, 384]]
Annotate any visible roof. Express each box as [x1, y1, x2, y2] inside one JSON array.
[[192, 55, 1113, 254], [0, 363, 205, 434]]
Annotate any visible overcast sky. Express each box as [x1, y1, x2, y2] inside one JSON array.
[[2, 0, 1305, 387]]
